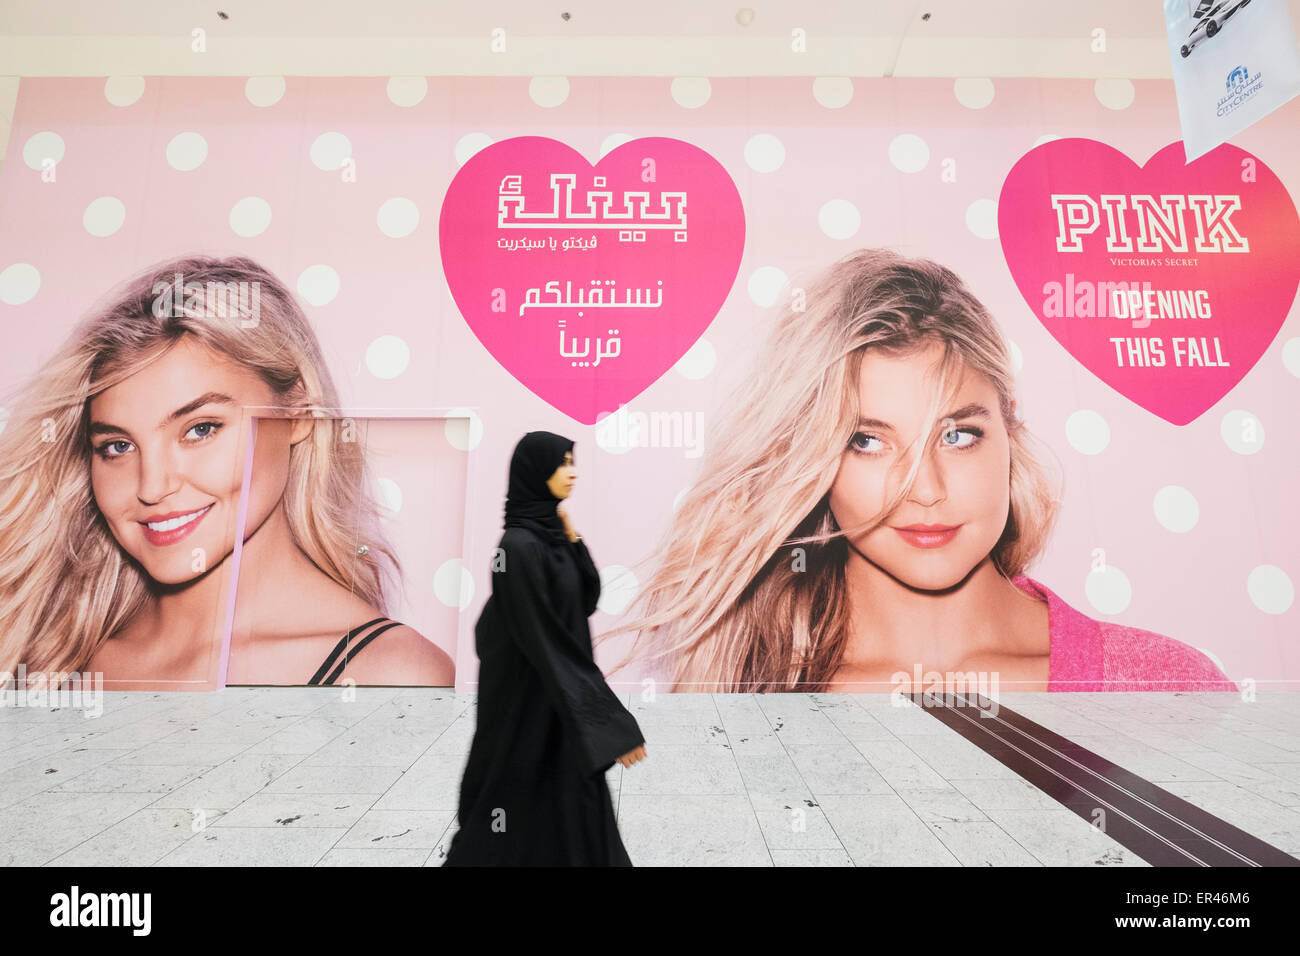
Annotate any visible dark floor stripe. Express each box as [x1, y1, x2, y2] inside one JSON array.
[[912, 691, 1300, 867], [973, 694, 1297, 864]]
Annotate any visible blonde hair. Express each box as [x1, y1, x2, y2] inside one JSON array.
[[0, 255, 399, 683], [604, 248, 1062, 692]]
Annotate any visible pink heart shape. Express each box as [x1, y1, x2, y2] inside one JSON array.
[[440, 136, 745, 424], [998, 140, 1299, 425]]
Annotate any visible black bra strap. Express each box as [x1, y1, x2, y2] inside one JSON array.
[[320, 621, 403, 686], [309, 617, 388, 686]]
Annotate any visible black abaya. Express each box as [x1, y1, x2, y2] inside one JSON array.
[[444, 433, 644, 866]]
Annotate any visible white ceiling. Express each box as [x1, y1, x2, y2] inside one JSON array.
[[0, 0, 1185, 39], [0, 0, 1296, 78]]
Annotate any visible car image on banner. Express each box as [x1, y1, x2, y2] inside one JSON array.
[[1181, 0, 1253, 57]]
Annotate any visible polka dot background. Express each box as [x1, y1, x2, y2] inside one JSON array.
[[0, 76, 1296, 690]]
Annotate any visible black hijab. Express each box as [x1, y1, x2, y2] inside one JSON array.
[[503, 431, 574, 543]]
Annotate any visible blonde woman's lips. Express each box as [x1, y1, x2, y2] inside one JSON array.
[[139, 504, 213, 546], [893, 524, 961, 548]]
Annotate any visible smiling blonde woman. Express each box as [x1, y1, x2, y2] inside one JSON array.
[[0, 255, 451, 690], [605, 248, 1235, 694]]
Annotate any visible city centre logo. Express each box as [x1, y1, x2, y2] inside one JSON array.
[[1217, 63, 1264, 117]]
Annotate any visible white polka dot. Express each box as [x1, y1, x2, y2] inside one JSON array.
[[1153, 485, 1199, 533], [375, 477, 403, 517], [444, 408, 483, 451], [1084, 563, 1132, 615], [747, 266, 788, 307], [296, 264, 340, 306], [1247, 565, 1294, 615], [594, 407, 637, 455], [966, 199, 998, 239], [365, 335, 410, 379], [1281, 338, 1300, 378], [744, 133, 785, 173], [229, 196, 272, 237], [599, 134, 634, 158], [1033, 134, 1063, 148], [387, 76, 427, 107], [0, 263, 40, 305], [675, 339, 716, 380], [310, 132, 352, 172], [670, 77, 711, 109], [377, 198, 419, 238], [529, 76, 570, 108], [165, 132, 207, 171], [818, 199, 861, 240], [1065, 409, 1110, 455], [1094, 78, 1135, 110], [454, 133, 493, 166], [597, 565, 638, 615], [673, 487, 689, 512], [434, 558, 474, 610], [888, 134, 930, 174], [22, 131, 64, 171], [812, 77, 853, 109], [1220, 409, 1264, 455], [244, 76, 285, 107], [954, 78, 995, 110], [83, 197, 125, 237], [104, 76, 144, 107]]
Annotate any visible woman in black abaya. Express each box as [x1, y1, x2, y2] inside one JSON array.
[[444, 431, 647, 866]]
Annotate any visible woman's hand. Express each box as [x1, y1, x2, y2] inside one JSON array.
[[557, 502, 579, 543], [615, 745, 647, 768]]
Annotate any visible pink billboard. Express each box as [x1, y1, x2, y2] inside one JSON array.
[[0, 76, 1295, 694]]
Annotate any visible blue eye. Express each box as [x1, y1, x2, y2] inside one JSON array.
[[186, 421, 221, 440], [96, 439, 132, 459], [940, 426, 983, 449], [849, 432, 884, 453]]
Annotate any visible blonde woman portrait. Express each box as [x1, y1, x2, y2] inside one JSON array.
[[609, 248, 1235, 694], [0, 255, 452, 691]]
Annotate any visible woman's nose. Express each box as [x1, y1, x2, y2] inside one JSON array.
[[910, 453, 946, 504], [137, 450, 180, 502]]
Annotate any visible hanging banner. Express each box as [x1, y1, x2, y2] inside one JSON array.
[[1165, 0, 1300, 161]]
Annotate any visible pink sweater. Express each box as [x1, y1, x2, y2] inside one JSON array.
[[1011, 575, 1237, 692]]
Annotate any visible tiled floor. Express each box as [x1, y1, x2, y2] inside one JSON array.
[[2, 688, 1298, 866]]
